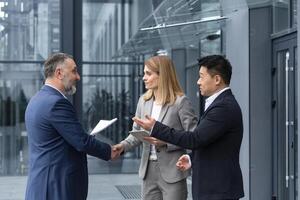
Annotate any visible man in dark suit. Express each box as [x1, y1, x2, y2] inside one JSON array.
[[25, 53, 117, 200], [133, 55, 244, 200]]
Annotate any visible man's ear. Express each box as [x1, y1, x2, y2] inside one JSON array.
[[55, 67, 63, 80], [215, 75, 222, 85]]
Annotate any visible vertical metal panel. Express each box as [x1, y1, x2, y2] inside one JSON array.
[[221, 1, 250, 199], [60, 0, 83, 120], [297, 0, 300, 197], [249, 6, 272, 200], [73, 0, 83, 121]]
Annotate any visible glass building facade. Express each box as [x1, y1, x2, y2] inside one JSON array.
[[0, 0, 225, 176], [0, 0, 60, 175]]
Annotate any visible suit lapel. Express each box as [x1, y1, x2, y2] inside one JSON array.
[[144, 98, 169, 122], [157, 104, 169, 122]]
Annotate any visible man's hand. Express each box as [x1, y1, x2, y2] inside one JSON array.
[[176, 154, 191, 171], [143, 136, 166, 147], [111, 144, 124, 160], [132, 115, 156, 131]]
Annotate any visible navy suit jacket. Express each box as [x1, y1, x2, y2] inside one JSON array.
[[25, 85, 111, 200], [151, 89, 244, 200]]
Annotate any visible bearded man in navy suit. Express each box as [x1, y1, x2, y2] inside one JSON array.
[[25, 53, 118, 200], [134, 55, 244, 200]]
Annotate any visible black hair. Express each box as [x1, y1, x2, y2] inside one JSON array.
[[198, 55, 232, 85]]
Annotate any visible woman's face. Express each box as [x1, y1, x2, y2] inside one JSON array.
[[143, 65, 159, 90]]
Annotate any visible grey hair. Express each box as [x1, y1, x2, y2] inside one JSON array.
[[44, 53, 73, 78]]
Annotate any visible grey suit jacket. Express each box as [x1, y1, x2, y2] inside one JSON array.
[[121, 95, 198, 183]]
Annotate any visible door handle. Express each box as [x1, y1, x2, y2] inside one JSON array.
[[285, 51, 289, 188]]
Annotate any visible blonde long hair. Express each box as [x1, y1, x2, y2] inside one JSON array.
[[143, 55, 183, 105]]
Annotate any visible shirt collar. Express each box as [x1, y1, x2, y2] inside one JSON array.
[[205, 87, 230, 111], [45, 83, 67, 99]]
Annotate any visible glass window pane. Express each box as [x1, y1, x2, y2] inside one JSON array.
[[292, 0, 297, 27], [200, 30, 222, 57], [0, 0, 60, 61], [0, 0, 61, 176], [0, 63, 44, 175], [273, 0, 290, 33], [82, 0, 148, 174], [82, 63, 143, 174]]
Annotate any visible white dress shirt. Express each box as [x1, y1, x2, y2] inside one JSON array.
[[204, 87, 230, 111], [149, 103, 162, 161]]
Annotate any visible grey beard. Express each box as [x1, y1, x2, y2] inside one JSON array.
[[65, 85, 76, 96]]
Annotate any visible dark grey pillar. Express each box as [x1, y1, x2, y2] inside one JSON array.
[[60, 0, 83, 121], [249, 6, 272, 200]]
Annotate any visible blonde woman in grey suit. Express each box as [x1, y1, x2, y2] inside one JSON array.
[[114, 55, 198, 200]]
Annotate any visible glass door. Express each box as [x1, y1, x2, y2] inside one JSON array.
[[272, 33, 297, 200]]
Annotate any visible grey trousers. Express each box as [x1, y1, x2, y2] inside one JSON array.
[[142, 160, 188, 200]]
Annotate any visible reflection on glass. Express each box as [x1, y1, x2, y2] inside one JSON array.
[[0, 0, 60, 60], [82, 64, 137, 141], [273, 0, 289, 33], [186, 65, 200, 116], [82, 0, 148, 173], [82, 2, 116, 61], [0, 63, 43, 175], [118, 0, 225, 57], [82, 62, 144, 174], [201, 29, 222, 57], [292, 0, 297, 27], [0, 0, 60, 176]]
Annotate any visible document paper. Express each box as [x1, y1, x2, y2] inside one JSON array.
[[90, 118, 117, 135], [129, 130, 150, 143]]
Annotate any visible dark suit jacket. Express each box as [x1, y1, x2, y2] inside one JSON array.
[[151, 89, 244, 200], [25, 85, 111, 200]]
